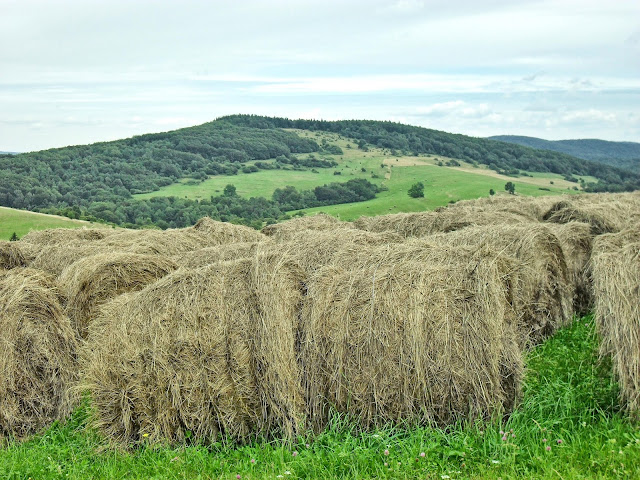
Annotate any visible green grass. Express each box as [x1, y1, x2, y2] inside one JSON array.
[[133, 130, 583, 220], [2, 315, 638, 479], [0, 207, 93, 241]]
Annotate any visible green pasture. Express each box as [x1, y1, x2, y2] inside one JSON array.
[[0, 207, 93, 241]]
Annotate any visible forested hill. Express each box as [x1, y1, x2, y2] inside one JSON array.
[[220, 115, 640, 191], [488, 135, 640, 173]]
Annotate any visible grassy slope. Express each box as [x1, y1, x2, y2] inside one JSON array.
[[135, 130, 587, 220], [2, 315, 638, 479], [0, 207, 94, 241]]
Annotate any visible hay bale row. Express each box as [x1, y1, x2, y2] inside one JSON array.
[[0, 269, 78, 440], [592, 227, 640, 418]]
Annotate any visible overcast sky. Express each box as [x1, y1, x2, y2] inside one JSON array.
[[1, 0, 639, 152]]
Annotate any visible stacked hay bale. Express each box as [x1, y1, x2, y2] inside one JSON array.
[[0, 268, 79, 440], [59, 253, 179, 337], [427, 223, 572, 346], [592, 226, 640, 418], [300, 240, 522, 429], [173, 242, 267, 269], [80, 253, 306, 445]]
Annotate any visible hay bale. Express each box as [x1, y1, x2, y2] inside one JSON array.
[[30, 245, 112, 277], [173, 242, 267, 269], [542, 199, 624, 234], [20, 227, 116, 246], [547, 222, 594, 314], [277, 228, 403, 274], [427, 223, 572, 346], [300, 240, 523, 429], [353, 208, 533, 239], [0, 241, 32, 270], [191, 217, 265, 243], [592, 227, 640, 418], [0, 268, 79, 440], [261, 213, 351, 241], [80, 253, 306, 445], [59, 253, 179, 337]]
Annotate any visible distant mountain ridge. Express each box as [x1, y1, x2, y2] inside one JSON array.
[[488, 135, 640, 172]]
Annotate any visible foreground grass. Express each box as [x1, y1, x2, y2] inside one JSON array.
[[2, 316, 638, 479]]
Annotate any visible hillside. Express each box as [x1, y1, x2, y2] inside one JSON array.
[[489, 135, 640, 172], [0, 206, 96, 241], [1, 116, 639, 229]]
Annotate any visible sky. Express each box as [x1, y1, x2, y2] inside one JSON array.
[[1, 0, 639, 152]]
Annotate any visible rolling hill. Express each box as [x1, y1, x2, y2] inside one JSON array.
[[0, 206, 97, 241], [488, 135, 640, 172], [1, 116, 638, 229]]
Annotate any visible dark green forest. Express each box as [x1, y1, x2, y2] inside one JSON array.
[[488, 135, 640, 173], [1, 115, 638, 229]]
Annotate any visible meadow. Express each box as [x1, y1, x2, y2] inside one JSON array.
[[0, 206, 93, 241]]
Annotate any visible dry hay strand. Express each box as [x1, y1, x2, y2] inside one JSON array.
[[546, 222, 594, 314], [300, 240, 523, 430], [592, 227, 640, 418], [427, 223, 572, 347], [542, 199, 626, 234], [261, 213, 352, 241], [447, 195, 560, 221], [190, 217, 265, 244], [20, 227, 116, 247], [353, 208, 533, 239], [276, 228, 403, 274], [172, 242, 269, 269], [0, 268, 79, 440], [30, 244, 113, 277], [0, 241, 34, 270], [80, 253, 306, 445], [59, 253, 179, 338]]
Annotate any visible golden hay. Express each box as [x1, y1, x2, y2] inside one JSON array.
[[546, 222, 594, 314], [261, 213, 352, 241], [300, 240, 523, 429], [427, 223, 572, 347], [20, 227, 116, 246], [0, 268, 79, 440], [592, 227, 640, 418], [80, 253, 306, 445], [172, 242, 268, 269], [59, 253, 179, 337], [0, 241, 32, 270]]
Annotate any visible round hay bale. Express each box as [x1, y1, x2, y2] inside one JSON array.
[[0, 241, 32, 270], [172, 242, 268, 269], [353, 208, 533, 238], [261, 213, 351, 241], [428, 223, 572, 347], [547, 222, 594, 314], [59, 253, 179, 337], [20, 227, 116, 247], [592, 227, 640, 418], [300, 240, 523, 430], [191, 217, 265, 244], [80, 253, 306, 445], [30, 245, 112, 277], [0, 268, 79, 440], [277, 228, 403, 274], [542, 199, 623, 234]]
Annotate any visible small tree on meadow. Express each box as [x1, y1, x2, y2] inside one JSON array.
[[408, 182, 425, 198], [505, 181, 516, 195], [489, 188, 495, 196], [9, 232, 19, 242], [223, 184, 237, 197]]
